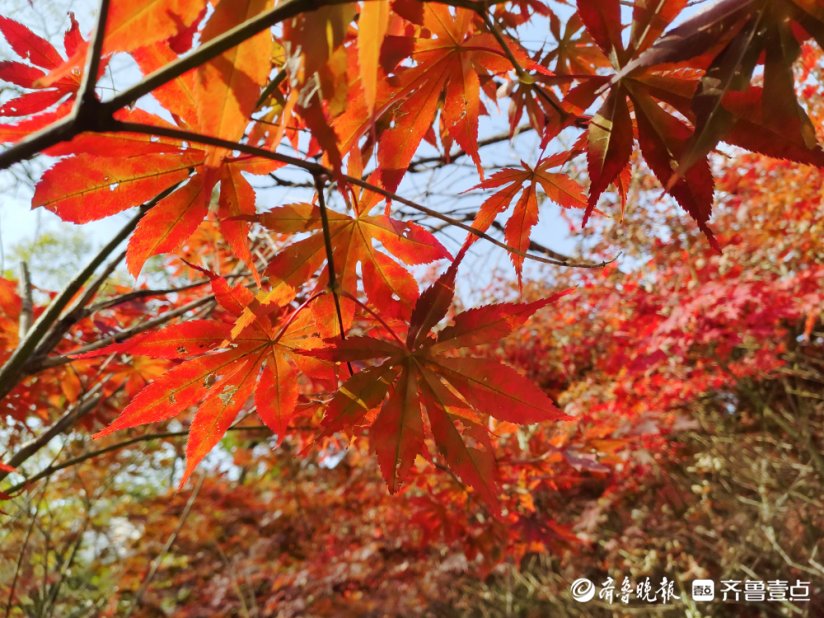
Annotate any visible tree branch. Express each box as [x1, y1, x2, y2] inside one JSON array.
[[36, 294, 215, 371], [0, 0, 503, 171], [0, 215, 138, 403], [109, 121, 610, 269], [28, 248, 126, 367], [3, 476, 50, 618], [77, 0, 110, 104]]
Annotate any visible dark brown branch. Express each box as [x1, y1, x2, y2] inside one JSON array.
[[267, 173, 314, 188], [103, 0, 382, 115], [0, 0, 503, 171], [78, 0, 110, 103], [0, 114, 76, 171]]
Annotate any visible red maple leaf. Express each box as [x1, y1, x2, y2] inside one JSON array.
[[84, 273, 333, 486], [0, 14, 92, 118], [308, 257, 570, 511], [465, 153, 586, 283]]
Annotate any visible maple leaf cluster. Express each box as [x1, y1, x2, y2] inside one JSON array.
[[1, 0, 824, 513]]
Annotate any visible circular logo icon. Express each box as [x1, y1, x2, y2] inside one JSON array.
[[570, 578, 595, 602]]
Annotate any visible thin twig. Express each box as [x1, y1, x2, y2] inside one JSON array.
[[35, 295, 214, 370], [3, 477, 50, 618], [42, 512, 91, 617], [406, 124, 531, 172], [29, 248, 126, 365], [84, 272, 250, 316], [110, 121, 610, 269], [313, 176, 347, 340], [212, 542, 255, 618], [85, 280, 210, 313]]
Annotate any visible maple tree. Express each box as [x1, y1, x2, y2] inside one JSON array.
[[1, 0, 823, 614]]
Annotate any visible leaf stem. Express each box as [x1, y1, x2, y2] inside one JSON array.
[[340, 291, 405, 347], [313, 175, 353, 376], [272, 290, 325, 344], [313, 175, 348, 341], [477, 8, 565, 117]]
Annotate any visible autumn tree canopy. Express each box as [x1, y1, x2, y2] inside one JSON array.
[[1, 0, 823, 614]]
